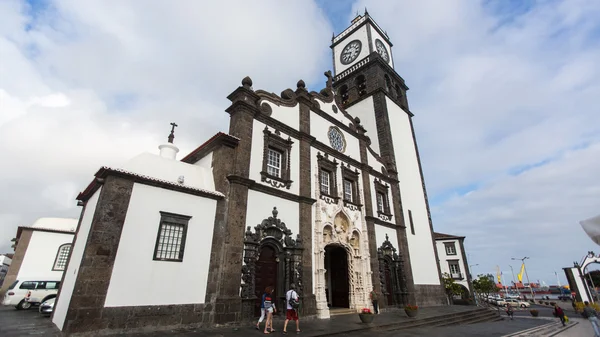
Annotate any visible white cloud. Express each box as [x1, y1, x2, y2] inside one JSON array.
[[0, 0, 332, 251], [354, 0, 600, 284]]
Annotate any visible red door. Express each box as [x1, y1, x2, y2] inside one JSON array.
[[255, 246, 278, 317]]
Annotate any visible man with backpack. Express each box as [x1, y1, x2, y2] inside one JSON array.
[[283, 283, 300, 334], [583, 301, 600, 337]]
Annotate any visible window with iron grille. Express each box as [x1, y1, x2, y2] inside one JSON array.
[[266, 148, 282, 177], [153, 212, 192, 262], [52, 244, 71, 271]]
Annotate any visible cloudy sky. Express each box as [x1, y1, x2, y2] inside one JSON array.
[[1, 0, 599, 286]]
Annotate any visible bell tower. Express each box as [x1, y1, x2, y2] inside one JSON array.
[[332, 11, 447, 305]]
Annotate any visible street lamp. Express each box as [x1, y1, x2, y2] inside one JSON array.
[[512, 257, 535, 301], [469, 264, 479, 305]]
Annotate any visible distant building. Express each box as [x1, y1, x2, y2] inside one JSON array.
[[434, 232, 473, 299], [0, 218, 77, 293], [0, 254, 13, 287]]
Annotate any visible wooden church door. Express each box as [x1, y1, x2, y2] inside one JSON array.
[[254, 245, 278, 317]]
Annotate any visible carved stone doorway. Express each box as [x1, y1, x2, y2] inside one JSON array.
[[383, 259, 394, 305], [254, 245, 279, 317], [325, 245, 350, 308]]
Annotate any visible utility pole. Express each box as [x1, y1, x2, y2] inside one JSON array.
[[512, 257, 535, 302]]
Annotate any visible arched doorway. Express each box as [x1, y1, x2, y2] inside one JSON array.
[[254, 245, 279, 317], [325, 245, 349, 308]]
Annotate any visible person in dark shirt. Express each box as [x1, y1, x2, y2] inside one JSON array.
[[553, 304, 566, 326], [263, 286, 277, 334], [256, 286, 271, 330]]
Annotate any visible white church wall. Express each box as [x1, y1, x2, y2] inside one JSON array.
[[193, 151, 215, 191], [333, 25, 370, 75], [345, 96, 380, 152], [246, 189, 299, 237], [436, 239, 469, 290], [386, 97, 439, 285], [311, 114, 360, 161], [17, 231, 73, 280], [104, 183, 217, 307], [249, 120, 300, 196], [374, 225, 400, 251], [53, 189, 101, 330], [262, 101, 299, 131], [314, 99, 351, 126]]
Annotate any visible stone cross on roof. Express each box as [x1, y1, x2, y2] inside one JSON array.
[[168, 122, 178, 143]]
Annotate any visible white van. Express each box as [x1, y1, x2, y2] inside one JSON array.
[[2, 279, 61, 309]]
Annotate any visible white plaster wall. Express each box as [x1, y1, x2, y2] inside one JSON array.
[[314, 99, 352, 126], [123, 153, 213, 191], [436, 239, 469, 290], [246, 189, 299, 238], [17, 231, 73, 280], [345, 96, 379, 153], [104, 183, 217, 307], [249, 120, 300, 196], [262, 101, 299, 131], [53, 189, 100, 330], [374, 225, 399, 250], [369, 28, 394, 68], [311, 114, 360, 161], [193, 151, 215, 191], [333, 25, 370, 75], [387, 97, 439, 285]]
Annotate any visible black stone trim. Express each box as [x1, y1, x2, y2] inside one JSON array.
[[331, 15, 393, 48], [152, 212, 192, 262], [366, 24, 373, 54], [374, 178, 392, 219], [365, 216, 400, 229], [341, 163, 361, 207], [261, 127, 294, 189], [443, 242, 457, 256], [228, 175, 316, 205], [458, 238, 474, 297], [408, 210, 415, 235], [317, 152, 339, 200]]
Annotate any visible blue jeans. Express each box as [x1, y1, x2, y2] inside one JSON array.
[[589, 316, 600, 337]]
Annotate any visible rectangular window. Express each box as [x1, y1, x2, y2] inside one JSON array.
[[320, 170, 331, 195], [53, 244, 71, 271], [408, 210, 415, 235], [449, 262, 461, 275], [266, 148, 282, 178], [19, 281, 37, 290], [343, 179, 353, 202], [445, 243, 457, 255], [153, 212, 191, 262], [376, 192, 386, 213]]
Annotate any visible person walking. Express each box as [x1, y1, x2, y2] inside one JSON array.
[[369, 289, 379, 314], [583, 301, 600, 337], [283, 283, 300, 334], [256, 286, 270, 330], [505, 303, 514, 320], [552, 304, 566, 326], [261, 286, 276, 334]]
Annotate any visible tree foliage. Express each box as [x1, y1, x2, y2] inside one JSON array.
[[442, 272, 465, 303], [473, 273, 498, 299]]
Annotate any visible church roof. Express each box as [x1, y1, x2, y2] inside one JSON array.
[[77, 166, 225, 202], [31, 217, 78, 232], [433, 232, 465, 240], [181, 132, 240, 164]]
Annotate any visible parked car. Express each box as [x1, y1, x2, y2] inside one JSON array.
[[39, 297, 55, 316], [503, 298, 530, 308], [2, 279, 61, 310]]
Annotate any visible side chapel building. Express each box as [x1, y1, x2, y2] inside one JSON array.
[[52, 12, 448, 335]]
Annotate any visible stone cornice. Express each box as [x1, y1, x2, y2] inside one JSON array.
[[227, 175, 317, 205]]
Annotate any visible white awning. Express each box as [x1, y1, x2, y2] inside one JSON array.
[[580, 214, 600, 245]]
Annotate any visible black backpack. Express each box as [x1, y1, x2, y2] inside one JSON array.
[[288, 291, 300, 309]]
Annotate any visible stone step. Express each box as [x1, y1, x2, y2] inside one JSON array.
[[329, 308, 357, 316]]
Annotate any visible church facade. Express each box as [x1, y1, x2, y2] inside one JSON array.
[[51, 13, 446, 335]]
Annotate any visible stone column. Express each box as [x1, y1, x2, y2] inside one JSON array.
[[296, 86, 317, 316]]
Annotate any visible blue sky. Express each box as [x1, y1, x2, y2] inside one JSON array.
[[1, 0, 600, 287]]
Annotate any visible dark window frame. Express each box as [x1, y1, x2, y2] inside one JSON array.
[[444, 242, 457, 256], [448, 260, 462, 279], [317, 152, 339, 201], [341, 165, 361, 209], [260, 127, 294, 189], [374, 178, 392, 217], [153, 211, 192, 262], [52, 243, 72, 271], [408, 210, 415, 235]]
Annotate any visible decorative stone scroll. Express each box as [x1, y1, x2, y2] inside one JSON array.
[[241, 207, 303, 320], [377, 234, 408, 306]]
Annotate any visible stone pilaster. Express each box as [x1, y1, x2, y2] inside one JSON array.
[[63, 175, 134, 334], [0, 229, 33, 294]]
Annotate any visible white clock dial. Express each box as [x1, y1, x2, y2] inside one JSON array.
[[340, 40, 362, 65], [375, 39, 390, 63]]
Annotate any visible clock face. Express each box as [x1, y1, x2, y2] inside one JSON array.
[[375, 39, 390, 63], [328, 127, 346, 152], [340, 40, 362, 65]]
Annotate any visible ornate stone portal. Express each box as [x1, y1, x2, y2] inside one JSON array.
[[314, 201, 372, 319], [377, 234, 408, 306], [240, 207, 303, 320]]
